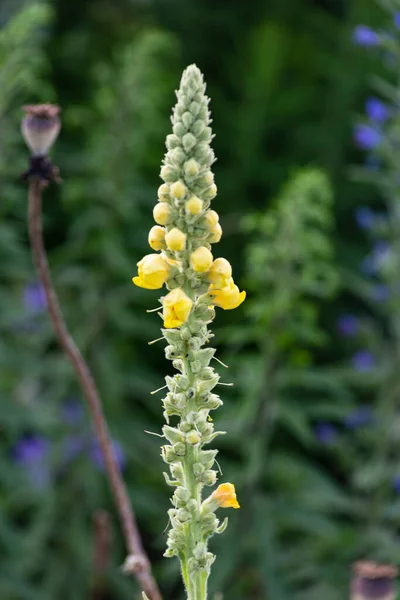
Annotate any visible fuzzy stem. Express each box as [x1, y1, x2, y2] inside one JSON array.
[[27, 177, 162, 600], [181, 355, 208, 600]]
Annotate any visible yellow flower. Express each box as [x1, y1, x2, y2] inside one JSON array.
[[190, 247, 213, 272], [157, 183, 170, 202], [170, 180, 187, 199], [209, 278, 246, 310], [205, 210, 219, 228], [186, 195, 203, 215], [148, 226, 166, 251], [208, 222, 222, 243], [153, 203, 171, 226], [211, 483, 240, 509], [163, 288, 193, 328], [132, 254, 170, 290], [165, 228, 186, 252], [208, 258, 232, 288]]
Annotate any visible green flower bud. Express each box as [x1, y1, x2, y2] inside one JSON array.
[[173, 442, 187, 456], [198, 470, 217, 486], [166, 134, 181, 150], [177, 509, 191, 522], [162, 445, 179, 463]]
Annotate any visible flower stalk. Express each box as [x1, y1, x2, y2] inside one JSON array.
[[132, 65, 244, 599], [22, 105, 161, 600]]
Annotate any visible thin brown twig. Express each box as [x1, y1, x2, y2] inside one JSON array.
[[27, 177, 162, 600], [91, 510, 112, 600]]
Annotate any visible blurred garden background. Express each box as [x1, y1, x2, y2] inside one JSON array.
[[1, 0, 400, 598]]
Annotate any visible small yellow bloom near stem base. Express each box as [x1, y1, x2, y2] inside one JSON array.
[[202, 483, 240, 513]]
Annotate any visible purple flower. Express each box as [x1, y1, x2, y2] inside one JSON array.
[[314, 422, 337, 445], [355, 207, 375, 229], [351, 349, 375, 372], [23, 282, 47, 314], [354, 124, 381, 150], [337, 314, 358, 337], [372, 283, 390, 303], [13, 434, 50, 464], [12, 434, 51, 489], [90, 439, 126, 472], [62, 399, 84, 426], [344, 405, 373, 429], [366, 97, 388, 123], [395, 13, 400, 30], [353, 25, 379, 46]]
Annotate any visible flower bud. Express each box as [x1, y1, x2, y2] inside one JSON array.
[[170, 180, 187, 199], [184, 159, 200, 178], [22, 104, 61, 156], [173, 442, 186, 456], [205, 210, 219, 228], [186, 196, 203, 215], [165, 228, 187, 251], [190, 247, 213, 272], [148, 225, 166, 251], [186, 430, 201, 445], [160, 164, 179, 182], [158, 183, 170, 202], [198, 470, 217, 486], [153, 203, 172, 225], [208, 222, 222, 243], [208, 258, 232, 288]]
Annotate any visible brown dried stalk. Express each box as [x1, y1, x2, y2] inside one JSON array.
[[27, 177, 162, 600]]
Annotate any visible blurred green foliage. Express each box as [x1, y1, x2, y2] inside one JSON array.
[[1, 0, 398, 599]]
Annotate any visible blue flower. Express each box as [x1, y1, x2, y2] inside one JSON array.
[[351, 349, 375, 372], [366, 97, 388, 123], [90, 439, 126, 472], [337, 314, 358, 337], [353, 25, 379, 46], [355, 207, 375, 229], [314, 422, 337, 445], [344, 405, 373, 429], [394, 13, 400, 30], [23, 282, 47, 314], [354, 124, 381, 150]]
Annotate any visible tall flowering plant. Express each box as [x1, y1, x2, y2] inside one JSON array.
[[132, 64, 245, 599]]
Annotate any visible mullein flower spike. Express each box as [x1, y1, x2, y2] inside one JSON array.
[[132, 64, 244, 599]]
